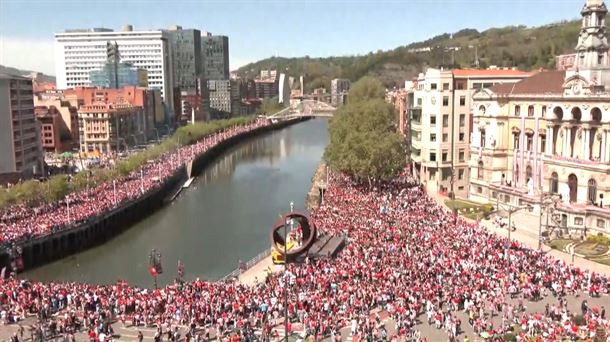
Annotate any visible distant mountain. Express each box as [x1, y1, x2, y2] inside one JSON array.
[[0, 64, 56, 83], [236, 17, 585, 91]]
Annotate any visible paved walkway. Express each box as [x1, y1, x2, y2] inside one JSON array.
[[429, 191, 610, 277]]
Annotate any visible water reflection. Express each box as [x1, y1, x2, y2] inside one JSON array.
[[23, 119, 328, 287]]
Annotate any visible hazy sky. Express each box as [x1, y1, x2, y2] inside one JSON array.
[[0, 0, 586, 75]]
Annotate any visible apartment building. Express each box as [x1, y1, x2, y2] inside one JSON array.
[[408, 68, 532, 197], [0, 74, 43, 183]]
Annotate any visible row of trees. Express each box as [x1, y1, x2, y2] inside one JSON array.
[[324, 77, 405, 183], [0, 116, 256, 209]]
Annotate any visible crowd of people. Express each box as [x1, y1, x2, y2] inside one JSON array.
[[0, 167, 608, 341], [0, 119, 270, 245]]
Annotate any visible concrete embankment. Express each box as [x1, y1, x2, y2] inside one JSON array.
[[1, 117, 311, 272], [306, 162, 328, 211]]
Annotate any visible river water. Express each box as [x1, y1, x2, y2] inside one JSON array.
[[23, 119, 329, 287]]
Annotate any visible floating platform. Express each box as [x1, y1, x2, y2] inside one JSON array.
[[306, 233, 346, 259], [182, 177, 195, 188]]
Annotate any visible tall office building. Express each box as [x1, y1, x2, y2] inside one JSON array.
[[166, 26, 202, 94], [0, 74, 43, 183], [208, 80, 240, 119], [201, 35, 229, 81], [54, 26, 175, 120], [89, 42, 148, 88]]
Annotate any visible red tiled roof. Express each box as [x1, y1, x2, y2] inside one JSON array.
[[490, 70, 566, 95], [452, 69, 534, 77]]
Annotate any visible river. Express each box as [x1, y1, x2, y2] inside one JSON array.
[[23, 118, 329, 287]]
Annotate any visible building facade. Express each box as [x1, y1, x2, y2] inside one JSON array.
[[0, 74, 43, 183], [201, 35, 229, 81], [409, 68, 532, 197], [54, 26, 175, 120], [78, 103, 144, 155], [208, 80, 240, 119], [167, 26, 202, 95], [331, 78, 351, 107], [89, 42, 148, 89], [34, 92, 80, 146], [469, 0, 610, 235]]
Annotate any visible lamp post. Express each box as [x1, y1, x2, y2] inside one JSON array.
[[500, 204, 533, 268], [538, 193, 561, 249]]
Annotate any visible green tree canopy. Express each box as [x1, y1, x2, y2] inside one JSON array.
[[324, 77, 405, 183], [346, 76, 386, 103]]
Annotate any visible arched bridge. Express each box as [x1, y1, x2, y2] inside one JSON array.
[[266, 100, 336, 121]]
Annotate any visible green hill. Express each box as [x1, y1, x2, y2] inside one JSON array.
[[237, 18, 586, 91]]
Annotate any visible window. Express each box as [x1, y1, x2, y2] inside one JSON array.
[[504, 194, 511, 203], [456, 81, 465, 90], [515, 105, 521, 117], [588, 179, 597, 204], [599, 53, 604, 65], [526, 165, 532, 182], [574, 217, 584, 226], [417, 98, 422, 106], [459, 150, 465, 162], [477, 161, 484, 179], [528, 105, 534, 117], [431, 83, 437, 90], [513, 134, 520, 149], [459, 133, 465, 142], [443, 115, 449, 127], [477, 186, 483, 194], [442, 150, 448, 162], [430, 115, 436, 125], [550, 172, 559, 194], [597, 219, 605, 229], [492, 191, 498, 199], [458, 169, 465, 180], [568, 174, 578, 203], [443, 96, 449, 106], [480, 130, 486, 148], [459, 114, 465, 127], [459, 96, 466, 106], [430, 133, 437, 142], [443, 83, 450, 90], [442, 133, 448, 142], [430, 152, 437, 162], [541, 136, 546, 153], [527, 134, 533, 151]]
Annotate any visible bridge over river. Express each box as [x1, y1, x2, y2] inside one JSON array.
[[23, 118, 329, 287]]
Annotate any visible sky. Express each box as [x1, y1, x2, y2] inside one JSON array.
[[0, 0, 588, 76]]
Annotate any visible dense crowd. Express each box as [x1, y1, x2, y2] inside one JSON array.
[[0, 119, 269, 244], [0, 167, 608, 341]]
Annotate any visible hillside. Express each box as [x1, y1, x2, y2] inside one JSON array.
[[237, 18, 584, 91], [0, 64, 56, 83]]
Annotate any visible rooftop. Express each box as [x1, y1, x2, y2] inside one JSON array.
[[452, 69, 535, 77], [489, 70, 566, 95]]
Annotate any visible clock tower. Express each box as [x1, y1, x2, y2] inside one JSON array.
[[565, 0, 610, 94]]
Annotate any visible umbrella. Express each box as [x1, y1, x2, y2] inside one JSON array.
[[480, 331, 490, 339]]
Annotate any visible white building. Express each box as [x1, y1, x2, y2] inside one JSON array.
[[54, 26, 175, 115]]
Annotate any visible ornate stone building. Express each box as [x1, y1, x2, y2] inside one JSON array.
[[469, 0, 610, 235]]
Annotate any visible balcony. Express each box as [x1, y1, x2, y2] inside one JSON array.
[[545, 154, 610, 171]]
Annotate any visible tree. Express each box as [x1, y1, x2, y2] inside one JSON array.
[[324, 77, 405, 183], [346, 76, 385, 103]]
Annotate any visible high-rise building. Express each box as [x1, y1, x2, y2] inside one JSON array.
[[166, 26, 202, 95], [331, 79, 351, 107], [201, 35, 229, 81], [54, 26, 175, 120], [468, 0, 610, 235], [408, 67, 532, 197], [89, 42, 148, 88], [0, 74, 43, 183]]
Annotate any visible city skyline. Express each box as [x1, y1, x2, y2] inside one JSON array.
[[1, 0, 586, 76]]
